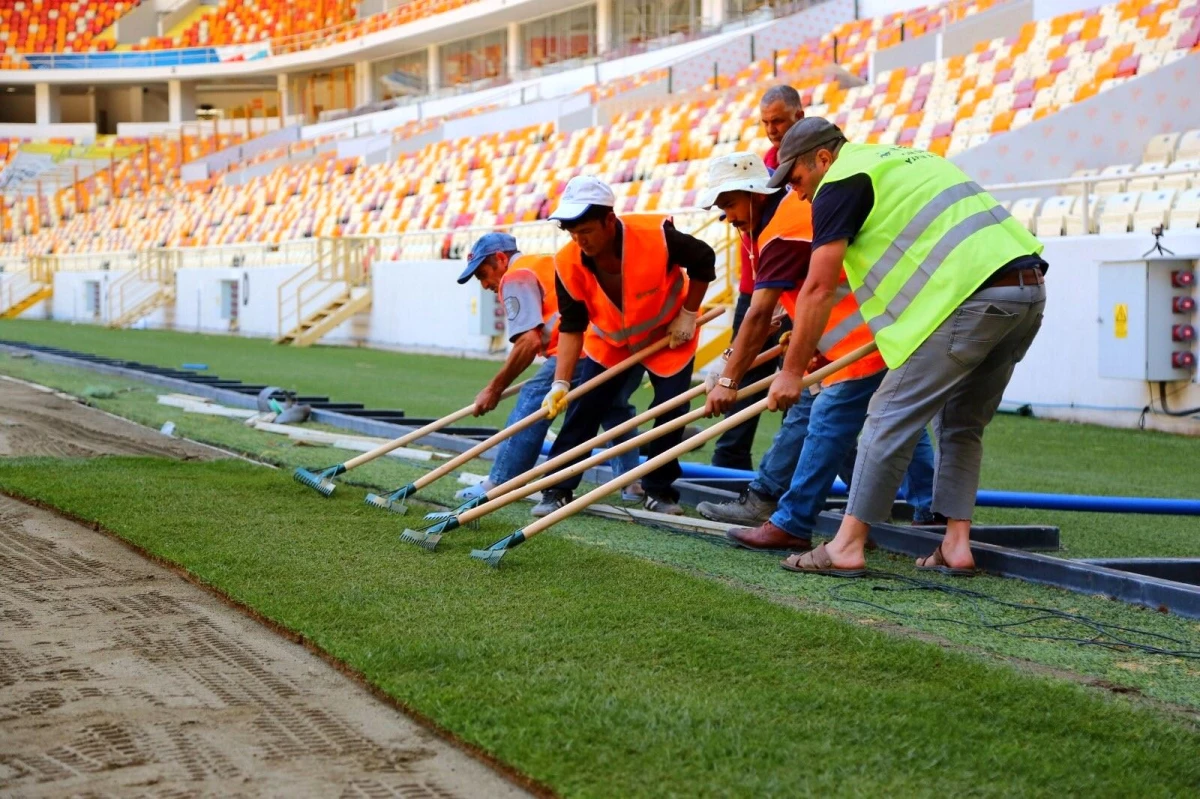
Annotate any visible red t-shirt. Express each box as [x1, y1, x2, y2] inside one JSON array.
[[738, 145, 783, 294]]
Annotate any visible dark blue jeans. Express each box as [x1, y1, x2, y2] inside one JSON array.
[[769, 371, 935, 539], [544, 357, 694, 501]]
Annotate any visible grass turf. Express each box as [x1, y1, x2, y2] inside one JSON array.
[[1, 454, 1199, 797], [3, 352, 1200, 716], [1, 320, 1197, 560]]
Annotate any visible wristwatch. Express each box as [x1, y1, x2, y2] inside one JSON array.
[[717, 377, 739, 389]]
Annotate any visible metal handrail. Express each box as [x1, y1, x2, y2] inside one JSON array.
[[985, 163, 1200, 235]]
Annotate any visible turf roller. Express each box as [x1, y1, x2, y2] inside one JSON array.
[[403, 342, 787, 550], [470, 342, 878, 567], [292, 379, 531, 497], [368, 306, 725, 514]]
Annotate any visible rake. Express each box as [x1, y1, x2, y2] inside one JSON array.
[[402, 342, 786, 550], [470, 343, 878, 567], [370, 306, 724, 515], [292, 379, 530, 497]]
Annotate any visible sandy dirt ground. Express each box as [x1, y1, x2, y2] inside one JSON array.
[[0, 378, 529, 798], [0, 377, 221, 460]]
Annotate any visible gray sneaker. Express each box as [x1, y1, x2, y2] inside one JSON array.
[[531, 489, 572, 517], [643, 494, 683, 516], [696, 488, 776, 525]]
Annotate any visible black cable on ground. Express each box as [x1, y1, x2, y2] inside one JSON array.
[[828, 571, 1200, 660]]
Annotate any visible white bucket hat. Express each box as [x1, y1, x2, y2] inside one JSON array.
[[696, 152, 776, 209], [550, 175, 617, 221]]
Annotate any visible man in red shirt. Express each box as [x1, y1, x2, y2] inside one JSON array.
[[711, 85, 806, 470]]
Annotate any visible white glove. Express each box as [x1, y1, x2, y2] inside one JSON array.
[[541, 380, 571, 419], [667, 308, 698, 348], [704, 356, 728, 391]]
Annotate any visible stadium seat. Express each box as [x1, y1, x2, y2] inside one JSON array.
[[1143, 132, 1181, 164], [1132, 189, 1175, 232], [1010, 197, 1042, 232], [1177, 129, 1200, 162], [1094, 164, 1133, 195], [1065, 168, 1098, 197], [1035, 196, 1074, 237], [1159, 159, 1200, 192], [1168, 188, 1200, 231], [1098, 191, 1139, 233], [1126, 162, 1166, 192]]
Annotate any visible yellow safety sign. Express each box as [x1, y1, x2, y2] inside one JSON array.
[[1114, 303, 1128, 339]]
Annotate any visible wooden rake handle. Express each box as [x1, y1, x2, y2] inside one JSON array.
[[458, 342, 786, 524], [410, 306, 725, 492], [341, 378, 529, 471], [517, 342, 880, 541]]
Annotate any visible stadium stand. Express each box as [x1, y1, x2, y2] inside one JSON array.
[[2, 0, 1199, 263], [0, 0, 131, 59]]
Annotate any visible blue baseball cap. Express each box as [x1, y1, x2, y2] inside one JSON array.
[[457, 232, 518, 284]]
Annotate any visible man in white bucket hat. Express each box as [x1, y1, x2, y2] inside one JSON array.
[[696, 152, 935, 553]]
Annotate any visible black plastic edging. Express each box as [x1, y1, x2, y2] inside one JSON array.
[[812, 512, 1200, 620]]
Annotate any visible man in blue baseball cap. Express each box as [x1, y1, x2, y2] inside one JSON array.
[[455, 231, 641, 502]]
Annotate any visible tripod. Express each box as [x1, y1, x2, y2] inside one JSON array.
[[1143, 225, 1175, 257]]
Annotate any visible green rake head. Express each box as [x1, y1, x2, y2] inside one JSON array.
[[424, 493, 486, 520], [293, 464, 345, 497], [399, 515, 460, 551], [469, 530, 526, 568], [364, 483, 415, 514]]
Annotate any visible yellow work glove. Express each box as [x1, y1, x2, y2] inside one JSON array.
[[541, 380, 571, 419], [778, 330, 791, 350], [667, 307, 698, 348]]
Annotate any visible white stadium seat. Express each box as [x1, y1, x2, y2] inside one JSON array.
[[1098, 192, 1139, 234], [1035, 195, 1074, 237], [1168, 188, 1200, 232], [1176, 129, 1200, 162], [1132, 189, 1175, 233], [1010, 197, 1042, 232]]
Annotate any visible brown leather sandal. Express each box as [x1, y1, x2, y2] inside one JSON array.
[[780, 543, 867, 578], [915, 545, 976, 577]]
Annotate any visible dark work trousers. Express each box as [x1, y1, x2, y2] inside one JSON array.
[[545, 356, 695, 502], [711, 292, 791, 471]]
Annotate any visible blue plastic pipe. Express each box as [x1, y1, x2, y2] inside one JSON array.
[[541, 443, 1200, 516]]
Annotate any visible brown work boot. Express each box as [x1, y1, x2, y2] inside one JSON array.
[[726, 521, 812, 553]]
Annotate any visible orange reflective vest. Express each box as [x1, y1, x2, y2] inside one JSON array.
[[500, 253, 560, 357], [766, 193, 887, 386], [555, 214, 695, 378]]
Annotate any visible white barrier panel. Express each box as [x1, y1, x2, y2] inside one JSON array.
[[365, 259, 493, 353], [175, 264, 307, 337], [52, 269, 119, 326], [1002, 231, 1200, 430]]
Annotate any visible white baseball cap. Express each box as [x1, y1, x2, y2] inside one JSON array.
[[550, 175, 617, 222], [696, 152, 776, 209]]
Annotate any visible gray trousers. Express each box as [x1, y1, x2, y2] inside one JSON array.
[[846, 281, 1047, 523]]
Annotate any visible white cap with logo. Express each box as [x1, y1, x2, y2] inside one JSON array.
[[696, 152, 776, 209], [550, 175, 617, 222]]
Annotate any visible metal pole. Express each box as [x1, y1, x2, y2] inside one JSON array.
[[1081, 181, 1091, 234], [712, 61, 719, 91], [773, 49, 779, 78]]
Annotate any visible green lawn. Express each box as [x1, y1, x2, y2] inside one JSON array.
[[1, 455, 1198, 797], [2, 318, 1197, 559], [2, 351, 1200, 718]]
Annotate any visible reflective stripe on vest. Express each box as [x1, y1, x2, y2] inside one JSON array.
[[554, 214, 697, 377], [816, 142, 1043, 368], [815, 283, 854, 352], [587, 267, 685, 349]]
